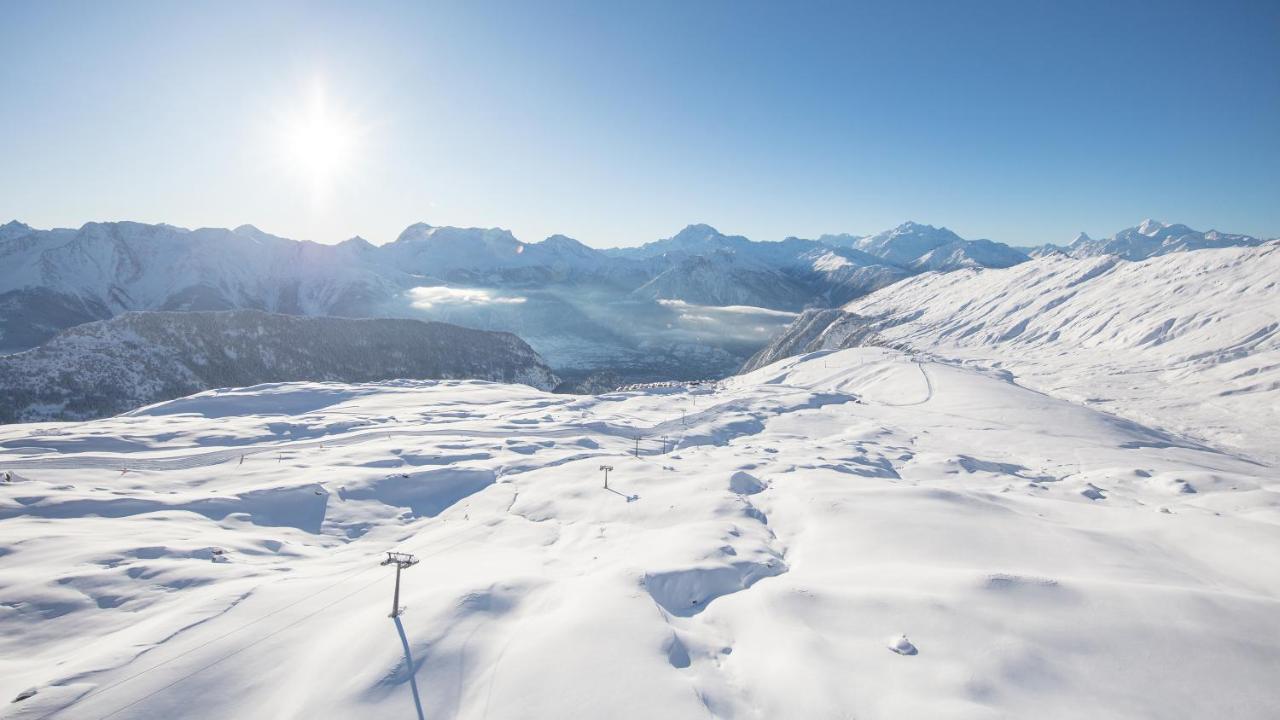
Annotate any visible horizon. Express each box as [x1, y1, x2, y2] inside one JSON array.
[[2, 215, 1262, 251], [2, 1, 1278, 247]]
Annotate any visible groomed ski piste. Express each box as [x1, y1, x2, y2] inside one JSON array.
[[2, 347, 1278, 719]]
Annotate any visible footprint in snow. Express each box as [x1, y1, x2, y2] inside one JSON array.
[[887, 635, 917, 656]]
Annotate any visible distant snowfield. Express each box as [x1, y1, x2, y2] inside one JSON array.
[[2, 349, 1278, 719]]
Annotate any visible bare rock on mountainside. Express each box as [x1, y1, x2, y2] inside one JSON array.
[[0, 310, 559, 423]]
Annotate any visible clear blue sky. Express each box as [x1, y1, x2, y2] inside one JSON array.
[[2, 0, 1277, 247]]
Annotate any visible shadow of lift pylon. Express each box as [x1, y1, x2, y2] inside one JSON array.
[[381, 551, 419, 618]]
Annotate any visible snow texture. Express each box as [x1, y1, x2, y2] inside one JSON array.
[[1, 346, 1277, 719], [745, 242, 1280, 464]]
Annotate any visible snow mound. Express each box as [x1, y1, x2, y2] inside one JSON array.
[[729, 470, 766, 495], [887, 634, 918, 656]]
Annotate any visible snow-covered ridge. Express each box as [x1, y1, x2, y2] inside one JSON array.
[[0, 309, 558, 423], [745, 242, 1280, 462], [1053, 218, 1269, 260]]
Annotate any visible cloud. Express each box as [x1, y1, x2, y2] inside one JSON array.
[[705, 304, 798, 318], [408, 286, 527, 309], [658, 298, 797, 319]]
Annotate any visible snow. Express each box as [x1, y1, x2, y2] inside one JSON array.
[[839, 243, 1280, 464], [1064, 220, 1267, 260], [749, 242, 1279, 466], [2, 347, 1278, 719], [847, 221, 1030, 271]]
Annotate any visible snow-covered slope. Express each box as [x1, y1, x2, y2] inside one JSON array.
[[911, 237, 1028, 271], [793, 246, 912, 305], [2, 347, 1276, 719], [0, 310, 558, 423], [745, 243, 1280, 463]]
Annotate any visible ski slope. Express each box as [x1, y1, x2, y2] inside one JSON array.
[[2, 348, 1278, 719]]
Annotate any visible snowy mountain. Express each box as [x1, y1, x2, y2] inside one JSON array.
[[618, 224, 940, 306], [0, 221, 409, 353], [379, 224, 648, 287], [1014, 242, 1070, 258], [1062, 219, 1268, 260], [910, 237, 1028, 271], [850, 221, 963, 264], [2, 343, 1276, 718], [830, 221, 1029, 271], [609, 222, 745, 259], [0, 310, 558, 423], [793, 246, 912, 305], [743, 241, 1280, 463]]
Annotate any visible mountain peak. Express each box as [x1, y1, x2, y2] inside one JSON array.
[[541, 234, 593, 253], [395, 222, 435, 243], [1137, 219, 1167, 235], [339, 235, 375, 251], [0, 220, 32, 241], [672, 223, 723, 240]]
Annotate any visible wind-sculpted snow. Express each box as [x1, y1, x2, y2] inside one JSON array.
[[747, 242, 1280, 463], [1, 348, 1277, 719]]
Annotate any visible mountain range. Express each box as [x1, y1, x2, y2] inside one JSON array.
[[1015, 218, 1269, 260], [1, 217, 1269, 386]]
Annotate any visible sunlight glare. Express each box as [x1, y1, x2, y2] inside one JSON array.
[[274, 81, 361, 198]]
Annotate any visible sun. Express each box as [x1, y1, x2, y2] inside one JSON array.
[[274, 81, 360, 195]]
